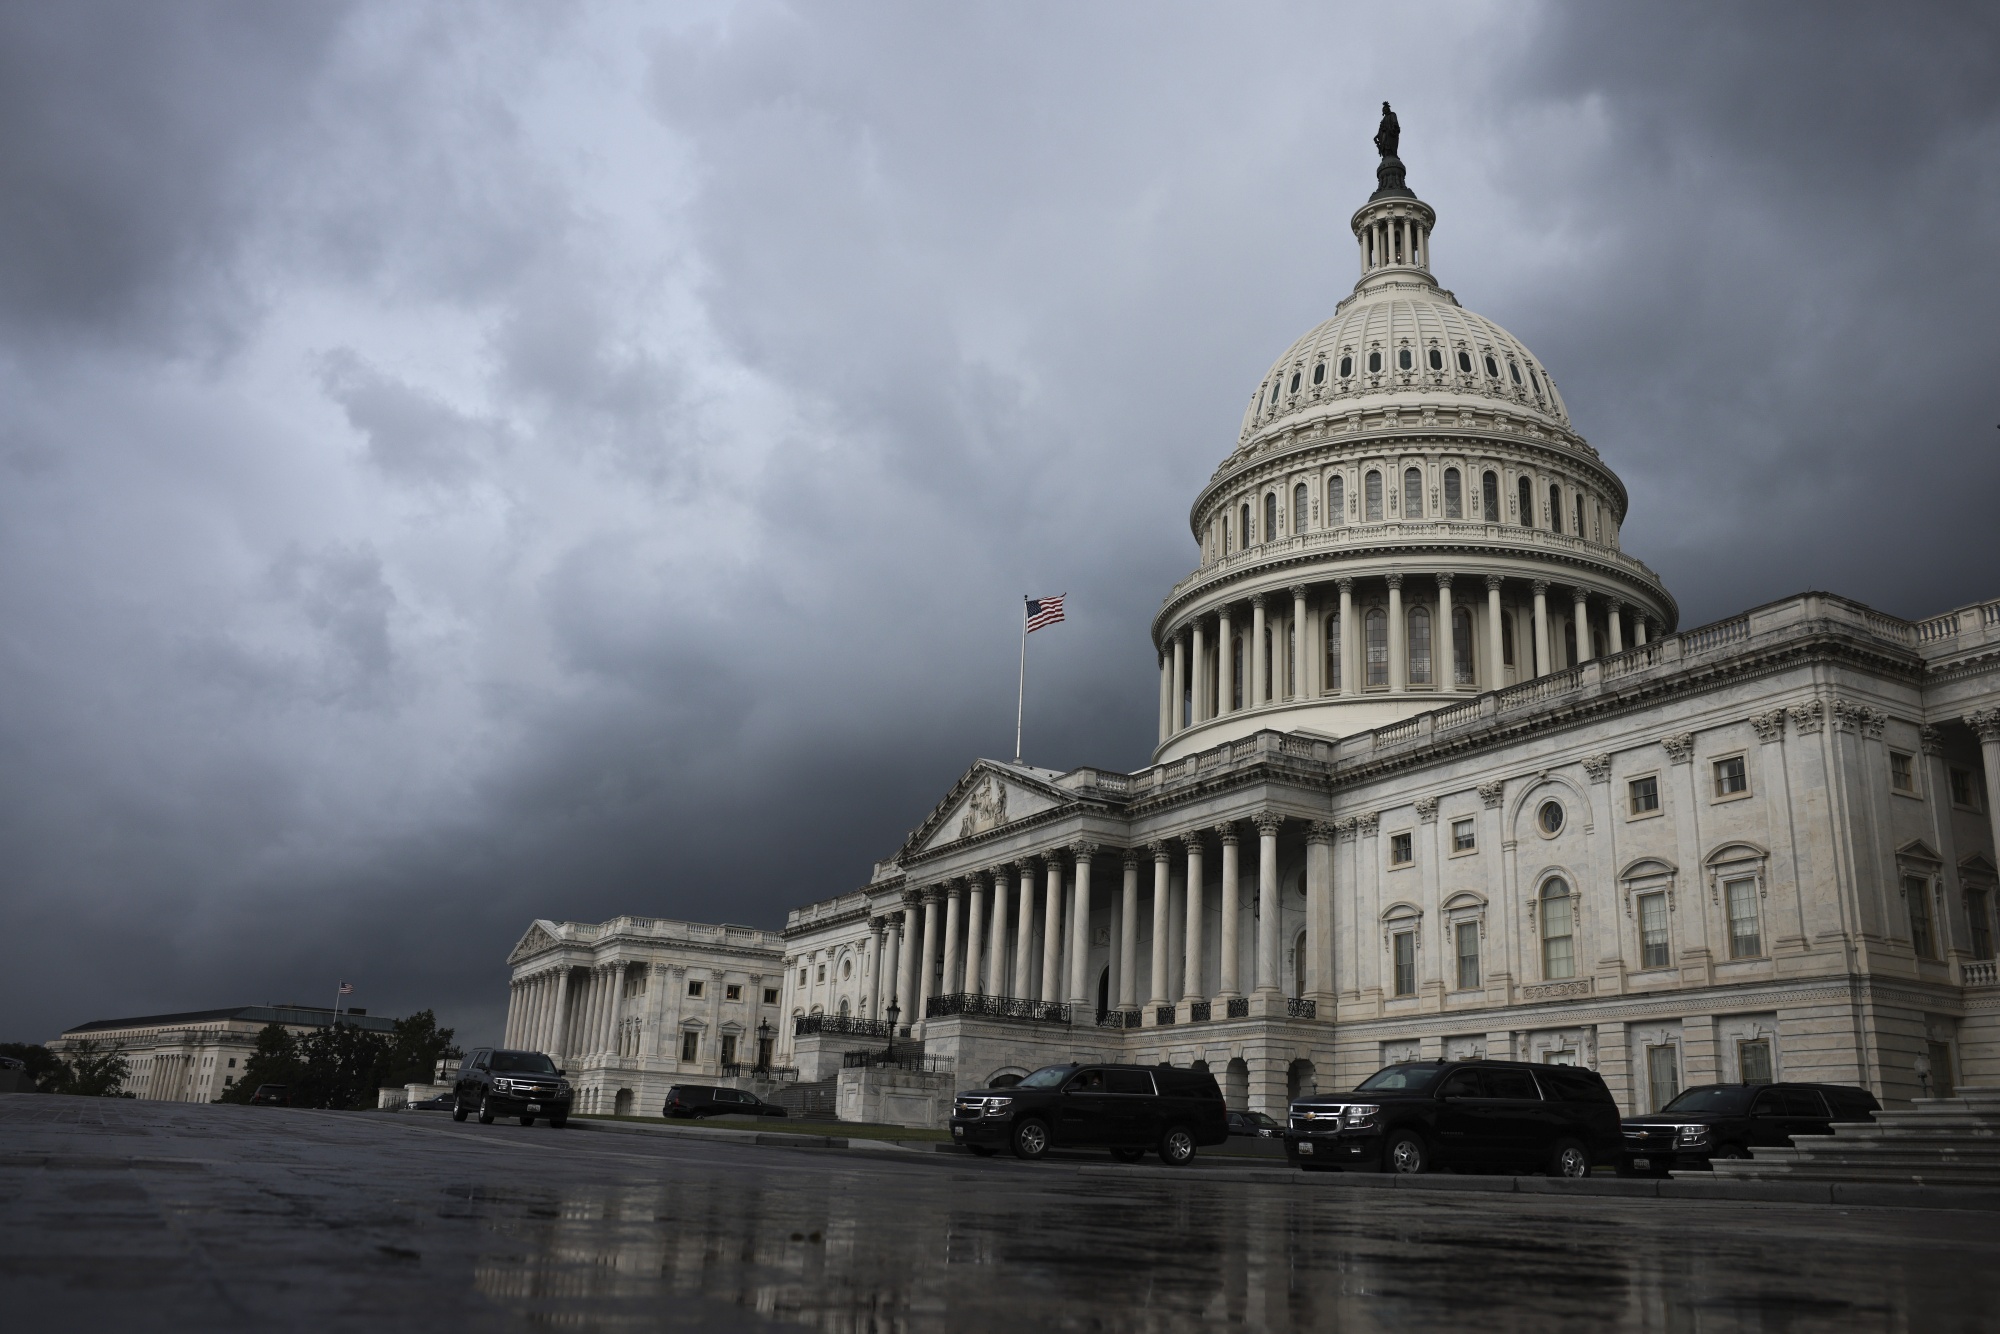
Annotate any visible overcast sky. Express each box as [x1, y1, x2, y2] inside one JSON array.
[[3, 1, 1996, 1047]]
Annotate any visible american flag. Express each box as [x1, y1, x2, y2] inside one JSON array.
[[337, 982, 354, 996], [1024, 595, 1066, 633]]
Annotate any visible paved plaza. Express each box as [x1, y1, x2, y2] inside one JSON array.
[[2, 1094, 1996, 1332]]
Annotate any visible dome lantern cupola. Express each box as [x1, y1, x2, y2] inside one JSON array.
[[1151, 109, 1678, 762]]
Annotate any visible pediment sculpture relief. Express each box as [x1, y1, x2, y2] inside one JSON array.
[[958, 774, 1009, 840]]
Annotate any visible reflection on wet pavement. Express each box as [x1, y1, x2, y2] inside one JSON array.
[[2, 1094, 1994, 1332]]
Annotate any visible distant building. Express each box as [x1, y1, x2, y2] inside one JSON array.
[[54, 1004, 395, 1103]]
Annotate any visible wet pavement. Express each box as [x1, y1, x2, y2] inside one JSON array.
[[2, 1094, 1996, 1332]]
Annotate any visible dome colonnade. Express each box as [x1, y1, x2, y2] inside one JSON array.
[[1153, 123, 1675, 760]]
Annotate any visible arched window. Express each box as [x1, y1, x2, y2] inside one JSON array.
[[1457, 349, 1473, 374], [1408, 605, 1433, 686], [1365, 470, 1383, 522], [1365, 608, 1389, 687], [1482, 470, 1500, 522], [1268, 380, 1280, 406], [1264, 492, 1278, 540], [1312, 360, 1325, 385], [1428, 346, 1443, 371], [1541, 880, 1576, 980], [1453, 606, 1475, 685], [1288, 370, 1301, 394], [1221, 514, 1232, 554], [1549, 483, 1563, 534], [1485, 354, 1500, 378], [1517, 475, 1533, 526], [1339, 354, 1353, 378], [1324, 610, 1341, 691], [1240, 502, 1251, 544], [1443, 468, 1462, 519], [1403, 467, 1423, 519], [1231, 635, 1244, 710], [1574, 493, 1585, 537], [1293, 483, 1308, 533], [1502, 612, 1515, 667], [1397, 347, 1412, 370], [1368, 350, 1382, 373], [1327, 475, 1345, 527], [1508, 360, 1522, 385]]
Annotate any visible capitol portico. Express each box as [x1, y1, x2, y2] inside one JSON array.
[[506, 112, 2000, 1126]]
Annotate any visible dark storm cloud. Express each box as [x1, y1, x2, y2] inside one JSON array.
[[2, 1, 1996, 1047]]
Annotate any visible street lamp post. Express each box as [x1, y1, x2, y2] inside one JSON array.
[[883, 1001, 900, 1064], [755, 1018, 771, 1074]]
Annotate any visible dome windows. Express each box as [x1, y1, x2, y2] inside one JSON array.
[[1428, 347, 1443, 371], [1339, 354, 1353, 378], [1264, 492, 1278, 541], [1482, 470, 1500, 522], [1365, 470, 1383, 522], [1508, 360, 1523, 385], [1484, 354, 1500, 378], [1443, 467, 1462, 519], [1403, 467, 1423, 519], [1517, 475, 1533, 527], [1408, 605, 1433, 686], [1288, 370, 1301, 394], [1327, 475, 1345, 527], [1268, 380, 1281, 406], [1292, 483, 1308, 533], [1457, 350, 1473, 374], [1397, 347, 1413, 371], [1365, 608, 1389, 686], [1368, 350, 1383, 374], [1549, 483, 1563, 534], [1313, 360, 1326, 386], [1240, 502, 1252, 544]]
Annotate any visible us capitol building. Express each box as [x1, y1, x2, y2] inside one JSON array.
[[505, 113, 2000, 1124]]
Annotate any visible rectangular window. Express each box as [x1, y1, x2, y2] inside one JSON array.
[[1455, 921, 1480, 991], [1392, 932, 1416, 996], [1889, 751, 1916, 794], [816, 965, 826, 982], [798, 967, 808, 985], [1366, 611, 1389, 686], [1541, 894, 1575, 980], [1451, 818, 1476, 853], [1906, 876, 1936, 958], [1629, 775, 1660, 815], [1737, 1038, 1774, 1085], [1713, 755, 1748, 797], [1725, 878, 1762, 959], [686, 980, 704, 998], [762, 987, 780, 1004], [1646, 1044, 1680, 1113], [1951, 767, 1983, 810], [1969, 888, 1993, 961], [720, 1035, 738, 1066], [1389, 831, 1413, 866], [679, 1031, 700, 1063], [724, 984, 742, 1001], [1639, 891, 1671, 969]]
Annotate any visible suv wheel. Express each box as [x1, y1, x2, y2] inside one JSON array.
[[451, 1100, 468, 1123], [477, 1094, 496, 1125], [1383, 1129, 1428, 1174], [1011, 1117, 1052, 1160], [1158, 1127, 1196, 1167], [1550, 1138, 1591, 1178]]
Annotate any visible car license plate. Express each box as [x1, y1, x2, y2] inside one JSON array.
[[1631, 1156, 1648, 1170], [526, 1103, 541, 1113], [1298, 1141, 1313, 1155], [952, 1125, 963, 1137]]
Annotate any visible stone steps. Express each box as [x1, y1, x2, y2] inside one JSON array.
[[1710, 1085, 2000, 1185]]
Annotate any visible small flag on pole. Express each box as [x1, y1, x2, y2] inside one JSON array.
[[337, 982, 354, 996], [1024, 595, 1066, 633]]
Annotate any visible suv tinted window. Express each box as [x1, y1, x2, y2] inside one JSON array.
[[1778, 1088, 1829, 1117], [1357, 1064, 1444, 1093], [1105, 1070, 1154, 1096], [1438, 1069, 1485, 1098], [491, 1052, 558, 1074], [1538, 1066, 1616, 1104], [1825, 1089, 1879, 1119], [1486, 1068, 1540, 1100]]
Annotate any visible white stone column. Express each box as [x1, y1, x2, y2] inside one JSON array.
[[1041, 857, 1065, 1005], [1532, 579, 1551, 676], [1255, 814, 1283, 997], [1148, 842, 1172, 1011], [1251, 594, 1268, 707], [987, 868, 1011, 997], [896, 895, 921, 1029], [1573, 589, 1592, 663], [1437, 572, 1455, 689], [916, 888, 942, 1023], [1013, 862, 1037, 998], [551, 968, 574, 1066], [1635, 616, 1650, 646], [1486, 575, 1505, 688], [1119, 851, 1140, 1010], [1972, 711, 2000, 869], [882, 914, 904, 1021], [1306, 821, 1335, 1004], [1158, 653, 1171, 743], [866, 917, 887, 1019], [1218, 823, 1241, 999], [941, 882, 964, 997], [1171, 632, 1187, 732], [1607, 600, 1625, 654], [1338, 578, 1355, 695], [1191, 619, 1208, 724], [1290, 584, 1309, 701], [964, 876, 986, 997], [602, 964, 623, 1062], [1068, 844, 1096, 1009], [1182, 833, 1206, 1006], [1387, 574, 1407, 692], [1217, 604, 1235, 713]]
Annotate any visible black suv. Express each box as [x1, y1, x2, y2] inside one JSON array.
[[452, 1048, 572, 1127], [949, 1062, 1229, 1165], [1620, 1082, 1879, 1174], [663, 1085, 788, 1119], [1285, 1059, 1622, 1176]]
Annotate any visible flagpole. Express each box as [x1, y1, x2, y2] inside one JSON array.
[[332, 983, 341, 1024], [1014, 599, 1028, 765]]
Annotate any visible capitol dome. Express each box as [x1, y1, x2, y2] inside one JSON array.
[[1152, 108, 1676, 761]]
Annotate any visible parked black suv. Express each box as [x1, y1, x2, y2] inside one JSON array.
[[663, 1085, 788, 1119], [1620, 1082, 1880, 1174], [950, 1063, 1229, 1165], [1285, 1060, 1622, 1176], [452, 1048, 572, 1127]]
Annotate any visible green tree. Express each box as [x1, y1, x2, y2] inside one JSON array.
[[220, 1023, 301, 1103], [381, 1009, 461, 1087], [291, 1022, 391, 1110], [0, 1042, 64, 1090], [45, 1039, 132, 1096]]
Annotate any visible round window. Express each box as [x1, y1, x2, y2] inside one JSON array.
[[841, 959, 852, 980], [1538, 800, 1565, 835]]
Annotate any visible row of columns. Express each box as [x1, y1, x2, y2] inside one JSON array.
[[874, 817, 1338, 1028], [506, 963, 634, 1065], [1161, 574, 1656, 738]]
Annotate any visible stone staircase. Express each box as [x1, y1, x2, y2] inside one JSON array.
[[1710, 1086, 2000, 1186], [769, 1077, 838, 1119]]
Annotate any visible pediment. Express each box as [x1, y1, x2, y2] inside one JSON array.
[[1961, 853, 1998, 880], [1896, 839, 1944, 866], [909, 761, 1068, 854], [507, 920, 564, 964]]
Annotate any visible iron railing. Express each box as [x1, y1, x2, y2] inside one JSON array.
[[842, 1050, 952, 1073], [1096, 1009, 1142, 1029], [1188, 1001, 1212, 1022], [1287, 998, 1318, 1020], [793, 1013, 894, 1039], [925, 992, 1072, 1025], [719, 1063, 801, 1081], [1155, 1005, 1177, 1026], [1226, 997, 1250, 1018]]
